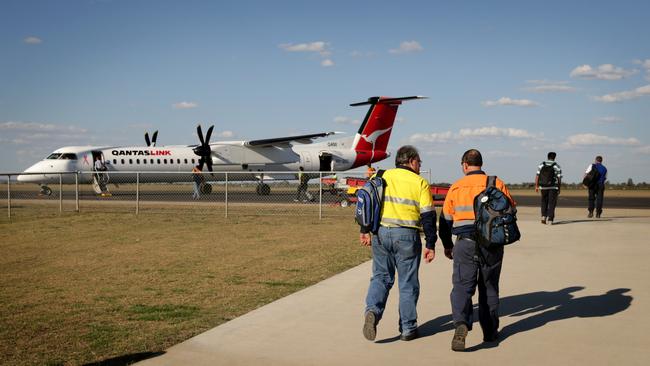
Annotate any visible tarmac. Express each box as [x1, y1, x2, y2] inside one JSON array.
[[138, 207, 650, 366]]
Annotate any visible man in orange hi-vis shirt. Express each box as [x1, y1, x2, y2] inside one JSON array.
[[439, 149, 515, 352]]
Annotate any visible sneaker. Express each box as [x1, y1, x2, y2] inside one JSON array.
[[541, 217, 546, 224], [400, 329, 418, 341], [451, 323, 468, 351], [293, 199, 299, 202], [587, 212, 593, 218], [363, 311, 377, 341]]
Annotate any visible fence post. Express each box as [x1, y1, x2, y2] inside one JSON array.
[[319, 172, 322, 220], [136, 172, 140, 215], [75, 172, 79, 212], [225, 172, 228, 218], [59, 174, 63, 213], [7, 174, 11, 220]]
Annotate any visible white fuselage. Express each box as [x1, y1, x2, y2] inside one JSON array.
[[17, 138, 360, 185]]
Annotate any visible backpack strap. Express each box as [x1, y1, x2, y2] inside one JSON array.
[[377, 169, 385, 178], [486, 175, 497, 188]]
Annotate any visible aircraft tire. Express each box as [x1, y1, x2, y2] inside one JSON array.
[[201, 183, 213, 195], [40, 186, 52, 196], [256, 183, 271, 195]]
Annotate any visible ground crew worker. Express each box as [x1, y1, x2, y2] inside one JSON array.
[[535, 152, 562, 225], [295, 167, 309, 202], [585, 155, 608, 218], [192, 165, 203, 199], [439, 149, 515, 351], [365, 164, 376, 178], [361, 145, 443, 342]]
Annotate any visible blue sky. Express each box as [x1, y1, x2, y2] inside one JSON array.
[[1, 0, 649, 183]]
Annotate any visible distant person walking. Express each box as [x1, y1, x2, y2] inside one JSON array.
[[192, 165, 203, 200], [439, 149, 515, 351], [584, 156, 608, 218], [535, 152, 562, 225], [360, 146, 440, 342], [295, 167, 309, 202]]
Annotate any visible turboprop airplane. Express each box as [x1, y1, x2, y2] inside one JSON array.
[[18, 96, 425, 195]]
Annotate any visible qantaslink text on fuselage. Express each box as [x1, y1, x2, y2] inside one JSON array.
[[111, 150, 172, 156]]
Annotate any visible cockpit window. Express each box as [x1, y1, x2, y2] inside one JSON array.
[[60, 153, 78, 160], [46, 153, 62, 159]]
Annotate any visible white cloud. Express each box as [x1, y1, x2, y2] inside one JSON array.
[[594, 116, 623, 124], [24, 36, 42, 44], [216, 130, 234, 138], [636, 146, 650, 154], [333, 116, 360, 125], [594, 84, 650, 103], [634, 59, 650, 81], [279, 41, 331, 56], [481, 97, 539, 107], [570, 64, 636, 80], [524, 80, 576, 93], [389, 41, 423, 54], [321, 59, 334, 67], [565, 133, 640, 147], [0, 121, 87, 133], [409, 126, 540, 144], [173, 101, 198, 109]]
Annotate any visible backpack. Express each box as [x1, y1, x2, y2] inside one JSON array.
[[582, 164, 601, 188], [538, 162, 557, 187], [474, 176, 521, 249], [355, 170, 386, 234]]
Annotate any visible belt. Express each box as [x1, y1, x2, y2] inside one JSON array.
[[457, 233, 477, 241]]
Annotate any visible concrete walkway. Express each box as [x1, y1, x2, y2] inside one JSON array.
[[138, 207, 650, 365]]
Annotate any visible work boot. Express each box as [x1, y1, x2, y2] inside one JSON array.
[[451, 323, 468, 351], [547, 220, 553, 225], [363, 311, 377, 341], [587, 211, 593, 218], [596, 213, 601, 218], [541, 217, 546, 224], [400, 329, 418, 341]]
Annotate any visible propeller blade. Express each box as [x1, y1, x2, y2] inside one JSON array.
[[205, 125, 214, 145], [152, 131, 158, 146], [145, 132, 151, 147], [197, 125, 205, 145], [205, 157, 213, 172], [197, 158, 205, 171]]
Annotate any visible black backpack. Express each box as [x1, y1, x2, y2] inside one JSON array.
[[582, 164, 601, 188], [474, 176, 521, 249], [538, 162, 557, 187]]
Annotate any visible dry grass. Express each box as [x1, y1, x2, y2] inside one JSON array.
[[0, 209, 369, 365]]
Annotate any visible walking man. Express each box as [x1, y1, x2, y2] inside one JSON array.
[[295, 167, 309, 202], [585, 156, 608, 218], [439, 149, 515, 351], [535, 152, 562, 225], [361, 145, 442, 342], [192, 165, 203, 200]]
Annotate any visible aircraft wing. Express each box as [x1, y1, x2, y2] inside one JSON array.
[[244, 132, 338, 147]]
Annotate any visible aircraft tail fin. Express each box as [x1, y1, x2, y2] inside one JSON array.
[[350, 96, 426, 166]]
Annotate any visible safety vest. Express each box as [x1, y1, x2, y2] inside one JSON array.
[[442, 172, 514, 232], [379, 168, 434, 230]]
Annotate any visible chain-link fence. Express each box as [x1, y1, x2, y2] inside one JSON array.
[[2, 170, 434, 221]]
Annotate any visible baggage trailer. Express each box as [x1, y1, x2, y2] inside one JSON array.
[[331, 176, 450, 207]]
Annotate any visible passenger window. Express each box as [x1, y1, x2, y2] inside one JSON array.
[[113, 159, 117, 164], [163, 159, 167, 164], [177, 159, 180, 164], [191, 159, 195, 164], [150, 159, 154, 164], [184, 159, 188, 164], [136, 159, 140, 164], [129, 159, 133, 164], [121, 159, 125, 164], [143, 159, 147, 164], [157, 159, 161, 164]]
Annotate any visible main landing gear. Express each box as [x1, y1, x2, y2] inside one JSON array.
[[39, 185, 52, 196]]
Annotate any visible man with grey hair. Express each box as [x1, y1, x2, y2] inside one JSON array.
[[360, 145, 446, 342]]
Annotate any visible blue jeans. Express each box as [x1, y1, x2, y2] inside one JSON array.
[[365, 226, 422, 335], [193, 181, 201, 199]]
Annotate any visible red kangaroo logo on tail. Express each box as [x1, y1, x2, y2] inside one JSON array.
[[350, 96, 426, 168]]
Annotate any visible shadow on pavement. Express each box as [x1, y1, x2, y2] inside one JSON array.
[[552, 219, 612, 225], [83, 351, 165, 366], [418, 287, 632, 351]]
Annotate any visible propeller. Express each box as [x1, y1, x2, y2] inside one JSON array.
[[193, 124, 214, 172], [145, 130, 158, 147]]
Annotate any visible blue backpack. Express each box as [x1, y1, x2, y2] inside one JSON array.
[[474, 176, 521, 248], [355, 170, 386, 234]]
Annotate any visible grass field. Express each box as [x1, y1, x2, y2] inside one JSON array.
[[0, 210, 369, 365]]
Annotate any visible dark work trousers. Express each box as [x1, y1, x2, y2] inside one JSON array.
[[588, 183, 605, 214], [451, 237, 504, 340], [540, 189, 559, 221]]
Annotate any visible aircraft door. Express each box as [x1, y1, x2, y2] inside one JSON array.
[[319, 153, 333, 172], [91, 150, 109, 192]]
